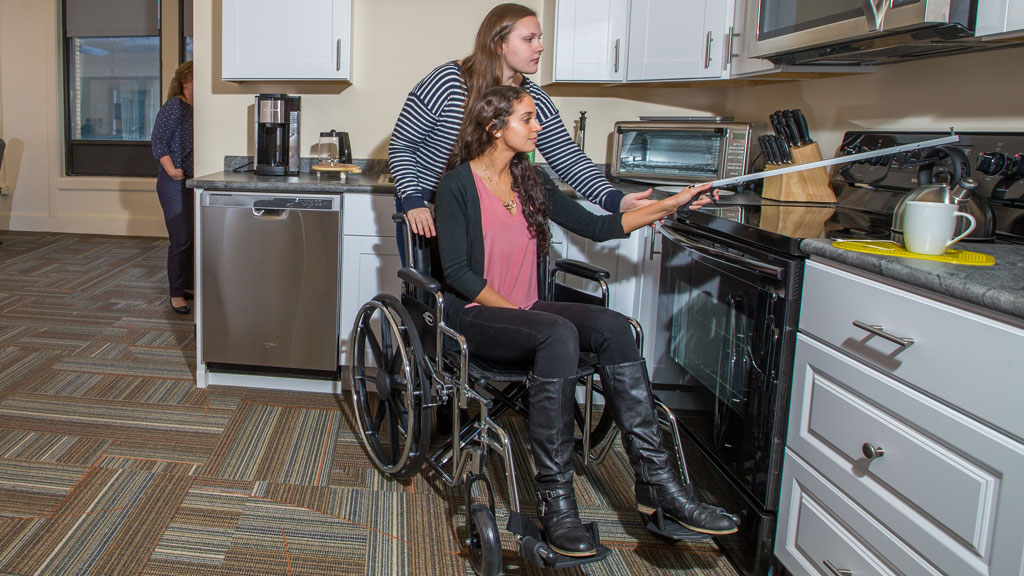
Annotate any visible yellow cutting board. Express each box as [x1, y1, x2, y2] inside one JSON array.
[[832, 240, 995, 266]]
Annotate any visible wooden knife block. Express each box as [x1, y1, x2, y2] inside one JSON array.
[[761, 142, 836, 203]]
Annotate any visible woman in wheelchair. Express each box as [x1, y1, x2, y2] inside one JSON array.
[[435, 85, 739, 558]]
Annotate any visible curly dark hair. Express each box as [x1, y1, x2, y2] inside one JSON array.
[[448, 85, 550, 255]]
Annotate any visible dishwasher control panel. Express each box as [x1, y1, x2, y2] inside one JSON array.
[[253, 197, 336, 210]]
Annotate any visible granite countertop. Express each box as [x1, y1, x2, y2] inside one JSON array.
[[801, 238, 1024, 323], [187, 160, 658, 198], [188, 169, 396, 194]]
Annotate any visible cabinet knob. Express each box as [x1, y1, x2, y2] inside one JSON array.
[[861, 442, 885, 460]]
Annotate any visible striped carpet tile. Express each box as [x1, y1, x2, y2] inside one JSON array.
[[29, 372, 105, 397], [0, 517, 48, 569], [0, 430, 110, 467], [202, 403, 340, 486], [1, 467, 150, 575], [0, 394, 230, 434]]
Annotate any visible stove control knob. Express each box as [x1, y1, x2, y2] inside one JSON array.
[[977, 152, 1008, 176]]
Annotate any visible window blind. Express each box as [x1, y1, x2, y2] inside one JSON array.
[[66, 0, 159, 37]]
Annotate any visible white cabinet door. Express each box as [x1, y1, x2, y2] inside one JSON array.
[[700, 0, 729, 78], [974, 0, 1024, 37], [338, 235, 402, 366], [222, 0, 351, 80], [627, 0, 725, 81], [1010, 2, 1024, 33], [633, 225, 661, 370], [552, 0, 628, 82]]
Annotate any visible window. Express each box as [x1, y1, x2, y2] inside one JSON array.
[[63, 0, 191, 177]]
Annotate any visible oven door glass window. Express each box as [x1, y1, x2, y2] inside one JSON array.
[[617, 129, 722, 181], [759, 0, 864, 40], [654, 231, 785, 506]]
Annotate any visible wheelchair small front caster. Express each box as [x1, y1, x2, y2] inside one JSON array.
[[466, 502, 501, 576]]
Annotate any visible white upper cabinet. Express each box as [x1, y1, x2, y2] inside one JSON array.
[[222, 0, 351, 81], [976, 0, 1024, 38], [551, 0, 628, 82], [545, 0, 730, 83], [626, 0, 729, 81]]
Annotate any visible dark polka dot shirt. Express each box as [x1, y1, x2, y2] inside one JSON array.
[[151, 97, 193, 178]]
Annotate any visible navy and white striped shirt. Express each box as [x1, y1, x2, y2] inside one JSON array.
[[388, 61, 623, 213]]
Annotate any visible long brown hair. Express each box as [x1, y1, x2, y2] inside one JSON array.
[[448, 85, 550, 255], [166, 61, 193, 101], [461, 4, 537, 106]]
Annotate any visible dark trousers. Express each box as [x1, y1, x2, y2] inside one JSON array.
[[156, 171, 194, 298], [457, 301, 640, 378]]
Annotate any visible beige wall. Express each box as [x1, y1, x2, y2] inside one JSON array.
[[725, 45, 1024, 157], [3, 0, 1024, 236]]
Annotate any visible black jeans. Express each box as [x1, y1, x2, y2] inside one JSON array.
[[457, 301, 640, 378], [156, 171, 194, 298]]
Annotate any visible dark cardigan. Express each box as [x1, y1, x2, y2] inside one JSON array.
[[435, 161, 628, 328]]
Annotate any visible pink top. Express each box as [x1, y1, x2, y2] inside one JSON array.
[[466, 170, 538, 310]]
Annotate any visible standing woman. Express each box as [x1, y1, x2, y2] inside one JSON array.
[[151, 61, 194, 314], [436, 86, 737, 558], [389, 3, 652, 248]]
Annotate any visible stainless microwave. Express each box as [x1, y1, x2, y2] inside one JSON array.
[[747, 0, 979, 66], [611, 120, 767, 185]]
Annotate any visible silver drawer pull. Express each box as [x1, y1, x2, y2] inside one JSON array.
[[852, 320, 914, 348], [824, 559, 853, 576], [861, 442, 885, 460]]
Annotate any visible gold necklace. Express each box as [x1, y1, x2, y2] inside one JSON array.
[[479, 160, 518, 215]]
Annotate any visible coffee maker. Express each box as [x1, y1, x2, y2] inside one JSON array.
[[254, 94, 301, 176]]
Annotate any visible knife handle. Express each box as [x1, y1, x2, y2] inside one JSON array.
[[782, 110, 802, 148], [793, 109, 813, 145], [766, 136, 783, 166], [772, 112, 791, 145], [777, 136, 793, 164], [770, 112, 785, 139]]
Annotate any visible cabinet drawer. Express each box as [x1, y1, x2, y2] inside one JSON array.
[[777, 450, 937, 576], [342, 194, 396, 237], [789, 335, 1024, 576], [799, 260, 1024, 440]]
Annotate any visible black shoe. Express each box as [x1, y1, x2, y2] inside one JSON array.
[[170, 299, 190, 314], [636, 479, 739, 535], [537, 486, 596, 557]]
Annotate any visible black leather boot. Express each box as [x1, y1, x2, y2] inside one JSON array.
[[599, 360, 739, 535], [529, 374, 596, 557]]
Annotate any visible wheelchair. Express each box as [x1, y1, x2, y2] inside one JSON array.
[[348, 214, 708, 576]]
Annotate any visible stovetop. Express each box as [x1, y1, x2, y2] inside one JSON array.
[[674, 131, 1024, 257]]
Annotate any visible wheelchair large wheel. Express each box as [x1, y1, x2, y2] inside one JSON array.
[[350, 294, 431, 479], [465, 503, 501, 576]]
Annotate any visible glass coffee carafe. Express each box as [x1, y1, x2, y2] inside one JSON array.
[[318, 130, 341, 166]]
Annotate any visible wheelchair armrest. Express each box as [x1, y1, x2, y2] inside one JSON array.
[[552, 259, 610, 282], [391, 213, 406, 224], [398, 267, 441, 294]]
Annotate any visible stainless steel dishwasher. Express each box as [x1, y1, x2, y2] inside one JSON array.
[[201, 192, 341, 372]]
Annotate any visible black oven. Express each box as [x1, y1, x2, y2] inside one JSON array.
[[651, 216, 803, 576]]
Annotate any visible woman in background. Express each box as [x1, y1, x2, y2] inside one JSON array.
[[389, 3, 653, 250], [151, 61, 194, 314], [436, 85, 737, 558]]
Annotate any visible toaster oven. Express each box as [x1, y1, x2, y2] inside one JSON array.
[[611, 119, 767, 185]]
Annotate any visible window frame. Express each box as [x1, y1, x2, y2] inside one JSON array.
[[61, 0, 190, 178]]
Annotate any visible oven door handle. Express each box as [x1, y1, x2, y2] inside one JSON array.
[[660, 226, 785, 280]]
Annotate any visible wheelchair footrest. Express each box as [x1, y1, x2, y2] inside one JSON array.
[[641, 508, 714, 542], [507, 511, 612, 568]]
